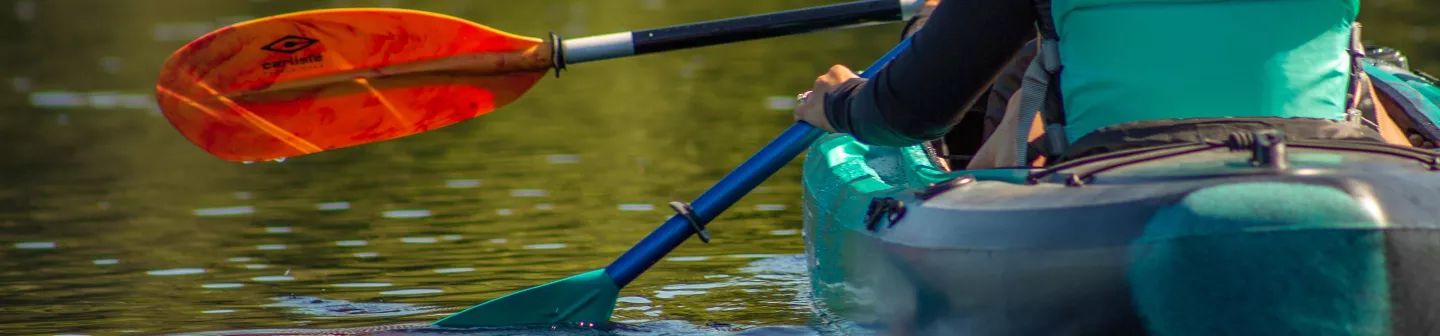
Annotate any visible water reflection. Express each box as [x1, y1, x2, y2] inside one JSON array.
[[15, 241, 56, 249], [401, 237, 440, 244], [667, 256, 712, 262], [434, 267, 474, 274], [334, 283, 394, 288], [148, 268, 207, 276], [618, 204, 656, 211], [316, 202, 352, 210], [266, 296, 432, 318], [547, 155, 582, 164], [510, 189, 549, 197], [194, 206, 255, 216], [383, 210, 432, 219], [754, 204, 787, 211], [445, 179, 481, 188], [380, 289, 445, 296]]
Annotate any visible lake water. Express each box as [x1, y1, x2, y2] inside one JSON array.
[[1, 0, 1434, 335]]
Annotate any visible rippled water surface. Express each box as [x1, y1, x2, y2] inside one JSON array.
[[1, 0, 1435, 335]]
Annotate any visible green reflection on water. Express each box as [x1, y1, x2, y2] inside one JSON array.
[[0, 0, 1435, 334]]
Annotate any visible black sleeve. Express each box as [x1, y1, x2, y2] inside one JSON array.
[[823, 0, 1038, 147]]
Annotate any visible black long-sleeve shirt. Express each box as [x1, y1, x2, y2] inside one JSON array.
[[823, 0, 1039, 147]]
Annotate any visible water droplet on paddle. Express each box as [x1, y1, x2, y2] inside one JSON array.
[[272, 157, 286, 163]]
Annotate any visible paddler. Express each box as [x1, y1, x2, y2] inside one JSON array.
[[795, 0, 1438, 170], [899, 0, 1038, 170]]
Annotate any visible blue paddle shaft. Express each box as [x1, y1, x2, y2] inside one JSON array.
[[605, 36, 916, 288]]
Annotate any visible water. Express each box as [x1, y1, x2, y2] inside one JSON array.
[[0, 0, 1434, 335]]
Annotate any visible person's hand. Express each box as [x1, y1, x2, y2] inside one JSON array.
[[794, 64, 860, 132]]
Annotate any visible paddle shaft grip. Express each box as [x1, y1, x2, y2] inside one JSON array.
[[563, 0, 920, 64], [604, 35, 916, 288]]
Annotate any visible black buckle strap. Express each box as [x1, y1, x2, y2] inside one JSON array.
[[668, 201, 710, 243], [864, 197, 907, 232]]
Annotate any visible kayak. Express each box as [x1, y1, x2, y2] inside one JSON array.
[[800, 129, 1440, 335]]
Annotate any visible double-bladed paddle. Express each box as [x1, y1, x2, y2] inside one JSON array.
[[154, 0, 920, 329], [430, 33, 916, 329], [154, 0, 923, 162]]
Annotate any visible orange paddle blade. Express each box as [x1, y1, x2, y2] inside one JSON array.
[[155, 8, 552, 162]]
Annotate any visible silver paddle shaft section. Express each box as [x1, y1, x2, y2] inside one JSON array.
[[564, 33, 635, 65]]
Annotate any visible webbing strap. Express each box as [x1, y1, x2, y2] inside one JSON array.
[[1346, 22, 1379, 130], [1013, 38, 1063, 166]]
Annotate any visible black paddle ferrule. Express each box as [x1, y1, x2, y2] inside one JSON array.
[[668, 201, 710, 243], [549, 31, 566, 78], [630, 0, 904, 56]]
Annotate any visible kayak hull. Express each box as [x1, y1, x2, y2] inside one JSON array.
[[801, 132, 1440, 335]]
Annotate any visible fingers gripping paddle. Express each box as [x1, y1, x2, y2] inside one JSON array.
[[156, 0, 923, 162], [431, 35, 917, 329]]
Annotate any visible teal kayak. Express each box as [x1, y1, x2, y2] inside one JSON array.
[[800, 130, 1440, 335]]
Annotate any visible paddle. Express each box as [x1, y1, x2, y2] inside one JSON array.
[[430, 34, 917, 329], [154, 0, 923, 162]]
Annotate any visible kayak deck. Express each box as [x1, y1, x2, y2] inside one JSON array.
[[801, 131, 1440, 335]]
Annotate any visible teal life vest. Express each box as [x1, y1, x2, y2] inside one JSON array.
[[1014, 0, 1372, 165]]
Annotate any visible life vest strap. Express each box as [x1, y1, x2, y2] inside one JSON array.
[[1013, 38, 1066, 166], [1346, 22, 1379, 129]]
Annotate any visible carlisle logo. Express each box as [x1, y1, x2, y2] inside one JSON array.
[[259, 35, 324, 71], [261, 35, 318, 54], [262, 54, 324, 70]]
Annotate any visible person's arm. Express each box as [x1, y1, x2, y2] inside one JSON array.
[[824, 0, 1038, 147]]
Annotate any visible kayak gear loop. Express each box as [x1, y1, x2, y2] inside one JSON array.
[[1283, 141, 1440, 171], [1029, 130, 1440, 186], [864, 197, 906, 232], [916, 175, 975, 201], [1063, 130, 1293, 187], [1227, 129, 1288, 169], [667, 201, 710, 243], [549, 31, 566, 78]]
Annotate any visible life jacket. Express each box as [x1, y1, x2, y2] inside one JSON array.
[[1013, 0, 1382, 165]]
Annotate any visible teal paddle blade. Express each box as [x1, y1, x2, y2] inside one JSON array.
[[431, 269, 620, 328]]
